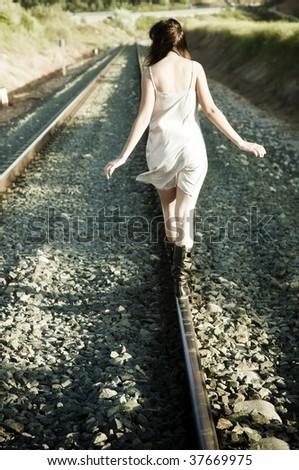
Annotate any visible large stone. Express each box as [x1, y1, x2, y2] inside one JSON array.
[[207, 303, 222, 314], [250, 437, 290, 450], [93, 433, 108, 445], [233, 400, 282, 423]]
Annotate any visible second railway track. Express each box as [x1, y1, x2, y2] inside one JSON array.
[[0, 46, 123, 194]]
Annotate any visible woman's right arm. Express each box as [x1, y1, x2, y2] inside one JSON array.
[[195, 62, 266, 158], [104, 69, 155, 179]]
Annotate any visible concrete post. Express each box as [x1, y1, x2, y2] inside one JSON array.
[[0, 88, 9, 106]]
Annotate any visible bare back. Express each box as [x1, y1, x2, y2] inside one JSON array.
[[149, 52, 194, 94]]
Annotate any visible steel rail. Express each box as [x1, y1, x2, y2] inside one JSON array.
[[136, 42, 219, 450], [0, 47, 125, 195], [176, 297, 219, 449]]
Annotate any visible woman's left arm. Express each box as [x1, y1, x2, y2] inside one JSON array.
[[104, 69, 155, 179], [195, 62, 266, 158]]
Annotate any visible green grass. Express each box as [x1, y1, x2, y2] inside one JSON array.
[[0, 3, 138, 59], [186, 15, 299, 76]]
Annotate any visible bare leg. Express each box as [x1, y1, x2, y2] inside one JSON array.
[[158, 187, 200, 297], [174, 187, 199, 248], [171, 187, 201, 297], [157, 188, 177, 243]]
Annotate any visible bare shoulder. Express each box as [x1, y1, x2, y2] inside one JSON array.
[[192, 61, 206, 76]]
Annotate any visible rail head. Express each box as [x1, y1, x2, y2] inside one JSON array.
[[176, 297, 219, 450]]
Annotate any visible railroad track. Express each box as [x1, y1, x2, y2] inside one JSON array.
[[136, 44, 218, 450], [0, 46, 123, 195], [0, 44, 218, 450]]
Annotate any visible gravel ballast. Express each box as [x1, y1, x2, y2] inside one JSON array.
[[191, 80, 299, 450], [0, 45, 298, 450]]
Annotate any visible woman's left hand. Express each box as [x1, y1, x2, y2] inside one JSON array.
[[238, 140, 266, 158], [104, 156, 127, 179]]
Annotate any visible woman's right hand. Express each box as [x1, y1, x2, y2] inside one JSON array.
[[104, 156, 127, 179]]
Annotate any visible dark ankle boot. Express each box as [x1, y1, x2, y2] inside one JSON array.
[[172, 245, 192, 298], [164, 238, 174, 268]]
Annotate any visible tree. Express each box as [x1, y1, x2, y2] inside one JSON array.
[[13, 1, 61, 8]]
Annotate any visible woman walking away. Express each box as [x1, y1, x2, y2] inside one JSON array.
[[104, 18, 266, 299]]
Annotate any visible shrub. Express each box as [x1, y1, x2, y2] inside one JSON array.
[[20, 10, 37, 31], [0, 11, 14, 28]]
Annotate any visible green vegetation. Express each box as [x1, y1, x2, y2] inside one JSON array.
[[12, 0, 192, 12], [0, 4, 83, 50], [185, 11, 299, 121], [0, 2, 138, 54], [186, 13, 299, 77]]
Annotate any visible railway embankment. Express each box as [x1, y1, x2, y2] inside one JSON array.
[[186, 12, 299, 130]]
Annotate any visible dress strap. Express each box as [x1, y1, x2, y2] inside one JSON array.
[[189, 61, 194, 90], [148, 66, 157, 92]]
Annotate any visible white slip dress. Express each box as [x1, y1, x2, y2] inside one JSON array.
[[136, 62, 208, 197]]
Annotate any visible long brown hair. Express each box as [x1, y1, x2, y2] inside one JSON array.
[[144, 18, 191, 66]]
